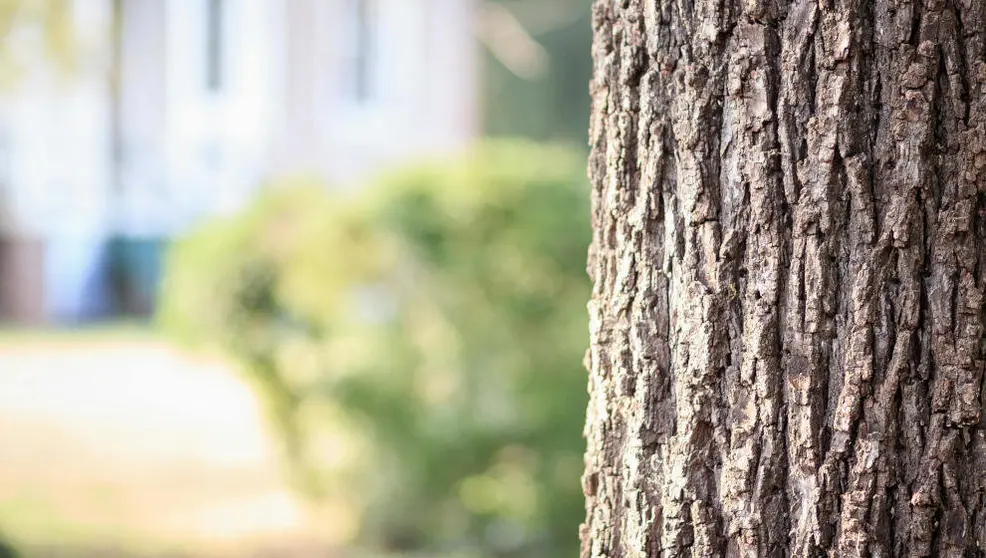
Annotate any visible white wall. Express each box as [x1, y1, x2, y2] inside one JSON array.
[[116, 0, 169, 237], [274, 0, 479, 186], [0, 16, 112, 238], [116, 0, 279, 238], [159, 0, 277, 230], [0, 0, 480, 322], [3, 0, 480, 238], [0, 0, 114, 321]]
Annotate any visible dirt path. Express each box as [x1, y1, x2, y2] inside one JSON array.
[[0, 334, 331, 556]]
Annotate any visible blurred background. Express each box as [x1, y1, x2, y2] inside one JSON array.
[[0, 1, 592, 557]]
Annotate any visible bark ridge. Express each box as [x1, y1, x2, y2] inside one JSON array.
[[582, 0, 986, 556]]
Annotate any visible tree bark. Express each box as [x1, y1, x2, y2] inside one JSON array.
[[580, 0, 986, 556]]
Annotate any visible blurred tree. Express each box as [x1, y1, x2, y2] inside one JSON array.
[[0, 538, 16, 558], [159, 142, 591, 558], [479, 0, 592, 145], [0, 0, 75, 84]]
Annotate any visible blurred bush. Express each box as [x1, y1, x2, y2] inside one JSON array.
[[0, 537, 17, 558], [158, 141, 590, 558], [483, 0, 593, 144]]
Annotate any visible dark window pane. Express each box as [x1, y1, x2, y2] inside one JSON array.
[[352, 0, 373, 102], [206, 0, 223, 91]]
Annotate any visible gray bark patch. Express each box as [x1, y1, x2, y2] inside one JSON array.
[[582, 0, 986, 556]]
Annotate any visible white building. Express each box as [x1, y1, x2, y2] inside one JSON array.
[[0, 0, 479, 323]]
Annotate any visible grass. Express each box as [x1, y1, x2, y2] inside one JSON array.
[[0, 320, 156, 346], [0, 326, 480, 558], [0, 485, 201, 558], [0, 327, 326, 557]]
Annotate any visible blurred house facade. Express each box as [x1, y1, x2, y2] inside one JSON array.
[[0, 0, 478, 323]]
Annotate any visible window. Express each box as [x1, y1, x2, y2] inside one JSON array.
[[205, 0, 224, 91], [347, 0, 376, 103]]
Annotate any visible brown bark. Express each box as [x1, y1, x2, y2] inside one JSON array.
[[580, 0, 986, 556]]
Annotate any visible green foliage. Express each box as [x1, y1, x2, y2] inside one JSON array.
[[483, 0, 593, 145], [0, 0, 76, 85], [0, 537, 17, 558], [158, 141, 590, 558]]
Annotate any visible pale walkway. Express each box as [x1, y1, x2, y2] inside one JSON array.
[[0, 333, 330, 557]]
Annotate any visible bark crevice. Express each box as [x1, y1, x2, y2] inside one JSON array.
[[582, 0, 986, 556]]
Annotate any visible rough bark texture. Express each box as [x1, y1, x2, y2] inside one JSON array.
[[581, 0, 986, 556]]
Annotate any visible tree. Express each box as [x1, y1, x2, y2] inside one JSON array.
[[159, 143, 592, 557], [580, 1, 986, 556], [0, 538, 16, 558]]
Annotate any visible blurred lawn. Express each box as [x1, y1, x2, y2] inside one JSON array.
[[0, 322, 156, 346], [0, 324, 336, 558], [0, 326, 497, 558]]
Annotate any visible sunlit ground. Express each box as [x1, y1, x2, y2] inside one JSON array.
[[0, 326, 345, 558]]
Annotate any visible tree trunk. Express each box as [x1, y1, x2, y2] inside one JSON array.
[[580, 0, 986, 556]]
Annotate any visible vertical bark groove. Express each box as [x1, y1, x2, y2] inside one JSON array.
[[582, 0, 986, 556]]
